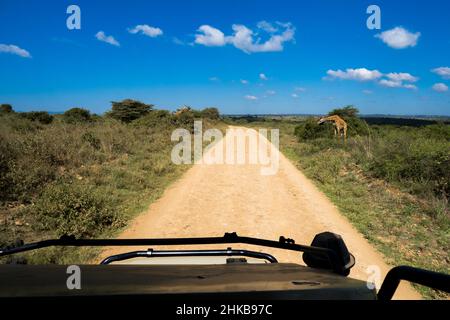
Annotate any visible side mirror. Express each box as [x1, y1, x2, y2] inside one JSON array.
[[303, 232, 355, 276]]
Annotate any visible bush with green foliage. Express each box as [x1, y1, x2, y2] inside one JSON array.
[[421, 123, 450, 141], [354, 128, 450, 197], [81, 132, 101, 150], [32, 182, 123, 238], [294, 117, 330, 141], [0, 140, 14, 201], [0, 104, 14, 114], [345, 117, 370, 136], [200, 107, 220, 120], [108, 99, 153, 123], [19, 111, 53, 124], [134, 109, 174, 127], [63, 107, 92, 123]]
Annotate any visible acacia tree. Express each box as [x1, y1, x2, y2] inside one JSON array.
[[328, 105, 359, 118], [0, 104, 13, 114], [108, 99, 153, 123]]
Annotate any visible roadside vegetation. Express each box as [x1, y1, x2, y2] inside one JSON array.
[[231, 107, 449, 299], [0, 101, 221, 264]]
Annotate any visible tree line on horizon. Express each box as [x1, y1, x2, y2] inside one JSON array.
[[0, 100, 221, 125]]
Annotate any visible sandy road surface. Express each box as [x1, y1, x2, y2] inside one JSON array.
[[100, 126, 420, 299]]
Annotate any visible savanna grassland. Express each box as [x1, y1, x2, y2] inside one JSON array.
[[230, 107, 450, 299], [0, 101, 222, 264], [1, 101, 449, 299]]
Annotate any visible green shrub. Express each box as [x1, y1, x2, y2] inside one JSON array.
[[0, 139, 15, 201], [421, 123, 450, 141], [0, 104, 14, 114], [200, 107, 220, 120], [345, 116, 370, 136], [81, 132, 101, 150], [63, 107, 91, 123], [33, 183, 123, 238], [366, 132, 450, 197], [19, 111, 53, 124], [0, 129, 59, 202], [294, 117, 330, 141], [134, 109, 174, 127], [0, 113, 42, 132], [174, 107, 195, 126]]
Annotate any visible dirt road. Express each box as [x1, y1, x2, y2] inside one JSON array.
[[100, 126, 420, 299]]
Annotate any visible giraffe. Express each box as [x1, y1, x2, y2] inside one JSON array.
[[317, 115, 348, 139], [174, 106, 192, 117]]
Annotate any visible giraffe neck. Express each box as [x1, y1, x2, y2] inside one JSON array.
[[324, 115, 340, 122]]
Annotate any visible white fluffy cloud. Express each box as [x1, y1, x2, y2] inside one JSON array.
[[244, 95, 258, 100], [240, 79, 249, 84], [379, 72, 418, 89], [291, 93, 299, 98], [375, 27, 420, 49], [325, 68, 382, 81], [194, 21, 295, 53], [379, 79, 417, 90], [228, 23, 295, 53], [325, 68, 418, 89], [259, 73, 268, 80], [0, 44, 31, 58], [294, 87, 306, 92], [379, 79, 403, 88], [432, 83, 448, 92], [266, 90, 276, 95], [386, 72, 418, 83], [432, 67, 450, 79], [95, 31, 120, 46], [194, 25, 226, 46], [128, 24, 163, 38]]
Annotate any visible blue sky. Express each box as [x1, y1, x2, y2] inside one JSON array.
[[0, 0, 449, 115]]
